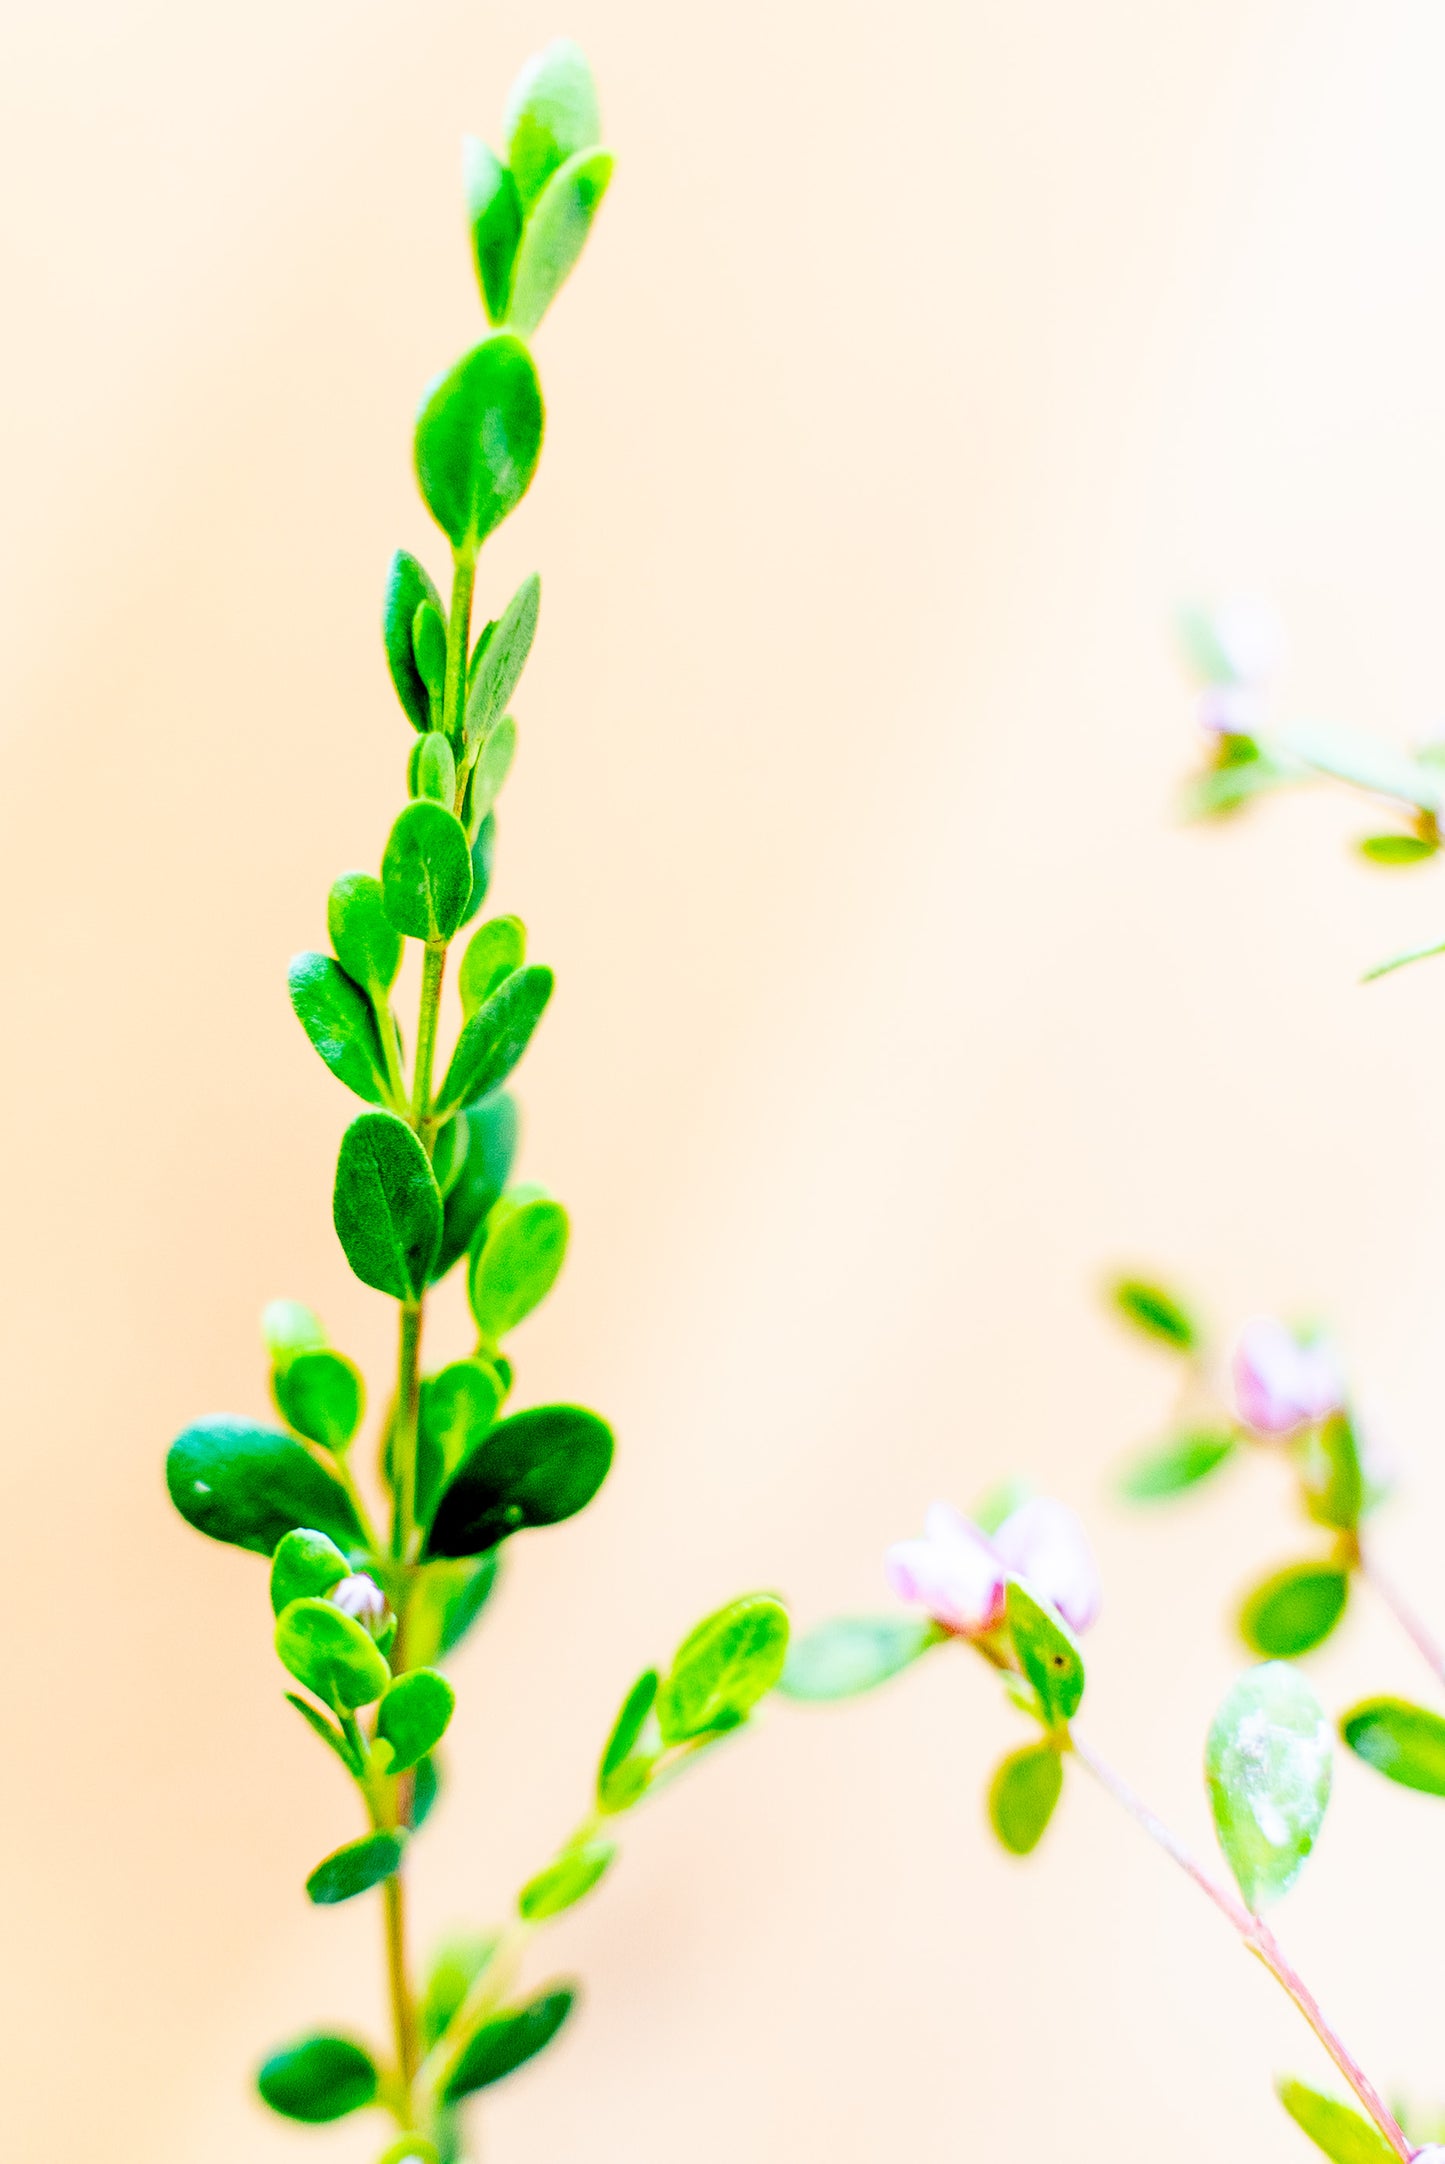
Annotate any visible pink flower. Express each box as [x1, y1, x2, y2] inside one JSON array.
[[886, 1496, 1100, 1638], [1233, 1318, 1344, 1436], [332, 1572, 388, 1627]]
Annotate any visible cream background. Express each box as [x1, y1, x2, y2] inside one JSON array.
[[6, 2, 1445, 2158]]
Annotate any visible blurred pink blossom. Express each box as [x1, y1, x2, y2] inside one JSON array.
[[1233, 1318, 1344, 1436], [886, 1495, 1100, 1638], [332, 1572, 388, 1624], [993, 1496, 1102, 1634]]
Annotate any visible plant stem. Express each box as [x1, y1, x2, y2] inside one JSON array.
[[443, 546, 476, 747], [412, 942, 449, 1137], [417, 1916, 536, 2107], [385, 1870, 421, 2105], [391, 1301, 425, 1560], [1358, 1543, 1445, 1694], [1070, 1732, 1412, 2159]]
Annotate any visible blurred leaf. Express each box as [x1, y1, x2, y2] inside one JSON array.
[[457, 811, 497, 930], [1117, 1430, 1236, 1502], [470, 717, 517, 822], [422, 1932, 499, 2048], [459, 916, 527, 1019], [383, 549, 444, 732], [382, 801, 473, 943], [518, 1839, 615, 1920], [469, 1194, 569, 1341], [262, 1299, 327, 1367], [257, 2033, 379, 2123], [657, 1595, 790, 1745], [504, 38, 601, 207], [1182, 754, 1295, 820], [1005, 1580, 1084, 1724], [329, 871, 402, 995], [463, 137, 523, 323], [988, 1743, 1064, 1856], [306, 1828, 406, 1907], [443, 1985, 576, 2101], [1340, 1697, 1445, 1797], [462, 575, 539, 757], [407, 1553, 503, 1668], [167, 1416, 362, 1556], [1276, 2077, 1397, 2164], [376, 1669, 456, 1774], [597, 1669, 660, 1811], [433, 1093, 519, 1281], [287, 953, 387, 1103], [1359, 832, 1437, 866], [1110, 1276, 1198, 1352], [1274, 720, 1442, 814], [410, 731, 457, 807], [424, 1404, 613, 1558], [1298, 1413, 1364, 1532], [276, 1596, 391, 1712], [1362, 937, 1445, 984], [779, 1616, 940, 1701], [334, 1113, 442, 1301], [270, 1528, 350, 1615], [274, 1348, 365, 1453], [417, 1359, 504, 1525], [414, 336, 544, 552], [1206, 1662, 1332, 1909], [507, 147, 613, 337], [1240, 1564, 1348, 1659], [437, 965, 554, 1114]]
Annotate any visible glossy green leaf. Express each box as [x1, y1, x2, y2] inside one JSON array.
[[410, 731, 457, 807], [422, 1932, 499, 2047], [287, 953, 387, 1104], [257, 2033, 379, 2123], [1276, 2077, 1397, 2164], [988, 1743, 1064, 1856], [1206, 1662, 1332, 1909], [333, 1112, 442, 1301], [381, 801, 472, 943], [1005, 1580, 1085, 1724], [1359, 832, 1437, 866], [167, 1416, 363, 1556], [508, 147, 613, 337], [270, 1527, 351, 1615], [519, 1839, 615, 1920], [424, 1403, 614, 1558], [443, 1985, 576, 2102], [657, 1594, 790, 1744], [459, 916, 526, 1018], [383, 549, 444, 731], [436, 965, 554, 1114], [410, 1754, 440, 1829], [276, 1596, 391, 1711], [1240, 1564, 1348, 1659], [433, 1093, 519, 1281], [414, 336, 544, 552], [1298, 1412, 1364, 1532], [1111, 1276, 1199, 1351], [284, 1692, 361, 1774], [462, 575, 539, 756], [306, 1827, 406, 1906], [504, 38, 601, 207], [411, 603, 448, 708], [779, 1615, 940, 1701], [463, 137, 523, 323], [1340, 1696, 1445, 1796], [273, 1348, 364, 1452], [1117, 1430, 1236, 1502], [469, 1195, 569, 1342], [328, 871, 402, 995], [376, 1668, 456, 1774], [597, 1669, 660, 1811], [419, 1359, 503, 1497], [457, 809, 496, 929], [262, 1299, 327, 1367]]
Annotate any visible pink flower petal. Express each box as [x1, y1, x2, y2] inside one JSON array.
[[884, 1502, 1005, 1634], [992, 1497, 1101, 1635], [1233, 1317, 1343, 1435]]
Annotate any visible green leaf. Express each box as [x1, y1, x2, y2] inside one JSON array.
[[443, 1985, 576, 2102], [1298, 1412, 1364, 1531], [1340, 1696, 1445, 1796], [459, 916, 527, 1018], [1276, 2077, 1397, 2164], [779, 1615, 940, 1701], [376, 1668, 456, 1774], [276, 1596, 392, 1711], [410, 731, 457, 807], [273, 1348, 365, 1452], [458, 811, 496, 930], [425, 1403, 614, 1558], [1117, 1430, 1237, 1502], [411, 1753, 440, 1829], [383, 549, 444, 731], [414, 335, 544, 552], [418, 1359, 503, 1510], [306, 1827, 406, 1906], [433, 1093, 519, 1281], [464, 137, 523, 323], [167, 1416, 363, 1556], [1240, 1564, 1349, 1659], [597, 1668, 660, 1811], [257, 2033, 379, 2123], [1274, 720, 1442, 814], [988, 1743, 1065, 1856], [436, 965, 554, 1114], [1206, 1662, 1332, 1909], [1359, 832, 1437, 865], [504, 38, 601, 207], [422, 1932, 499, 2047], [519, 1839, 615, 1920], [1111, 1276, 1199, 1351], [507, 147, 613, 337], [1361, 936, 1445, 983], [329, 871, 402, 995], [284, 1692, 361, 1774], [469, 1194, 569, 1341], [1005, 1580, 1085, 1724], [270, 1527, 351, 1615], [381, 801, 472, 943], [287, 953, 387, 1103], [657, 1594, 790, 1744], [411, 602, 448, 707], [462, 575, 540, 757], [262, 1299, 327, 1367], [333, 1112, 443, 1301], [470, 718, 517, 822]]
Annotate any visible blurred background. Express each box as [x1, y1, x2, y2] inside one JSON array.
[[7, 1, 1445, 2158]]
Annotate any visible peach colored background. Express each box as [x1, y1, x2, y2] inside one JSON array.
[[8, 3, 1445, 2159]]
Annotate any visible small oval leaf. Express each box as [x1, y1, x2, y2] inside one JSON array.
[[376, 1668, 456, 1774], [167, 1416, 363, 1556], [1276, 2077, 1398, 2164], [270, 1528, 350, 1616], [424, 1403, 614, 1559], [1340, 1696, 1445, 1797], [459, 916, 527, 1018], [464, 137, 523, 323], [414, 336, 544, 552], [329, 871, 402, 995], [504, 37, 601, 206], [433, 1092, 519, 1282], [306, 1827, 406, 1906], [443, 1985, 576, 2101], [518, 1839, 615, 1921], [1111, 1275, 1199, 1351], [1005, 1579, 1085, 1724], [1206, 1662, 1332, 1910], [436, 965, 554, 1114], [383, 549, 444, 731], [1240, 1563, 1348, 1659], [507, 147, 613, 337], [657, 1594, 790, 1744], [382, 801, 473, 943], [273, 1347, 365, 1452], [462, 575, 539, 756], [257, 2033, 379, 2123], [333, 1112, 443, 1302], [287, 953, 387, 1103], [989, 1743, 1064, 1856], [1116, 1430, 1236, 1502], [276, 1597, 391, 1712], [779, 1615, 940, 1701], [469, 1195, 569, 1342]]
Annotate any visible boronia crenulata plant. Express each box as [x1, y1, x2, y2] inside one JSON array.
[[165, 44, 790, 2163], [781, 603, 1445, 2164]]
